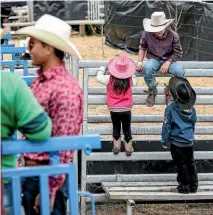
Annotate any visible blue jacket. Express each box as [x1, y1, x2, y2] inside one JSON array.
[[161, 102, 197, 147]]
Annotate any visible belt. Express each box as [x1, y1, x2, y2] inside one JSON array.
[[24, 157, 49, 166]]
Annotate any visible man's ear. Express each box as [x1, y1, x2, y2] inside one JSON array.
[[46, 45, 54, 55]]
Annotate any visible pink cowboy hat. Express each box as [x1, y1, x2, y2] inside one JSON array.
[[108, 54, 136, 79]]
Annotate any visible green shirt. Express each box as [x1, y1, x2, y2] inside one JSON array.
[[1, 72, 52, 182]]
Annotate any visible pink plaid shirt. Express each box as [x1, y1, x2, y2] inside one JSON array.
[[23, 61, 83, 199]]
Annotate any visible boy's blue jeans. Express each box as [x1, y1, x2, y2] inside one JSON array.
[[3, 178, 68, 215], [143, 59, 185, 89], [22, 177, 67, 215], [3, 182, 13, 215]]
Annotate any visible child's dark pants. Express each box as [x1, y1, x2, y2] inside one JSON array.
[[110, 111, 132, 142], [170, 143, 198, 192]]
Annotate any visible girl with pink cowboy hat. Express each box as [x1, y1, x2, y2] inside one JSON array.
[[96, 54, 137, 156]]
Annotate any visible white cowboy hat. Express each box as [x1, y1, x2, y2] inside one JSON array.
[[143, 12, 174, 33], [16, 14, 82, 59]]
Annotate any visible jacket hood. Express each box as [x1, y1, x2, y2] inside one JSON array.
[[174, 103, 195, 122]]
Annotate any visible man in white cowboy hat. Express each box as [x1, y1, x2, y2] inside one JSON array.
[[136, 11, 184, 107], [16, 14, 83, 215]]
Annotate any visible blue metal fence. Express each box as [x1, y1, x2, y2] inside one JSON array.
[[0, 33, 29, 75], [1, 34, 14, 47], [2, 134, 101, 215]]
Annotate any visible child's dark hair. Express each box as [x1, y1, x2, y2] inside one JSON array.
[[112, 75, 130, 94]]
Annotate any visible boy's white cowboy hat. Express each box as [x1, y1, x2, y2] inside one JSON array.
[[143, 12, 174, 33], [16, 14, 82, 59]]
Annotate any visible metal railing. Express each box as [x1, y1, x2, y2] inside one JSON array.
[[72, 58, 213, 215], [2, 135, 101, 215]]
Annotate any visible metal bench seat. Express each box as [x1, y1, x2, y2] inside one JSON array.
[[102, 181, 213, 215]]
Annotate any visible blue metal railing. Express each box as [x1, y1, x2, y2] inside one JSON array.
[[22, 75, 36, 85], [0, 60, 28, 75], [1, 33, 29, 75], [2, 134, 101, 215], [1, 33, 14, 47]]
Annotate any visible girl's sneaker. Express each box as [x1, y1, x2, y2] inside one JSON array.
[[112, 138, 121, 155], [124, 139, 134, 156]]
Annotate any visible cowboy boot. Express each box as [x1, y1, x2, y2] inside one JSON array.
[[124, 139, 134, 156], [170, 186, 190, 194], [112, 138, 121, 155], [144, 87, 158, 107], [164, 83, 173, 105]]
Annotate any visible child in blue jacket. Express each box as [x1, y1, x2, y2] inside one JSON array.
[[161, 77, 198, 194]]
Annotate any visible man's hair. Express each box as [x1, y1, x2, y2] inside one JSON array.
[[41, 42, 64, 60], [54, 48, 65, 60]]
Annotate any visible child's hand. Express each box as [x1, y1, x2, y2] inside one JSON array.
[[136, 62, 143, 72]]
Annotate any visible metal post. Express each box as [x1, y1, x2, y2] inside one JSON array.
[[126, 200, 135, 215], [39, 175, 50, 215], [70, 56, 79, 209], [90, 0, 92, 20], [116, 174, 122, 182], [27, 0, 34, 22], [73, 151, 78, 178], [23, 61, 28, 76], [65, 56, 71, 71], [10, 65, 15, 73], [12, 53, 16, 60], [87, 0, 90, 20], [81, 68, 89, 215], [12, 177, 22, 215], [101, 24, 104, 56], [126, 203, 132, 215], [71, 56, 79, 80], [97, 0, 100, 20], [80, 25, 86, 36], [80, 151, 87, 215], [67, 165, 79, 215]]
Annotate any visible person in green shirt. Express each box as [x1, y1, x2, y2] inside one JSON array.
[[1, 72, 52, 215]]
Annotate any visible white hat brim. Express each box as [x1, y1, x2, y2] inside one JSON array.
[[16, 26, 82, 59], [143, 18, 175, 32]]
